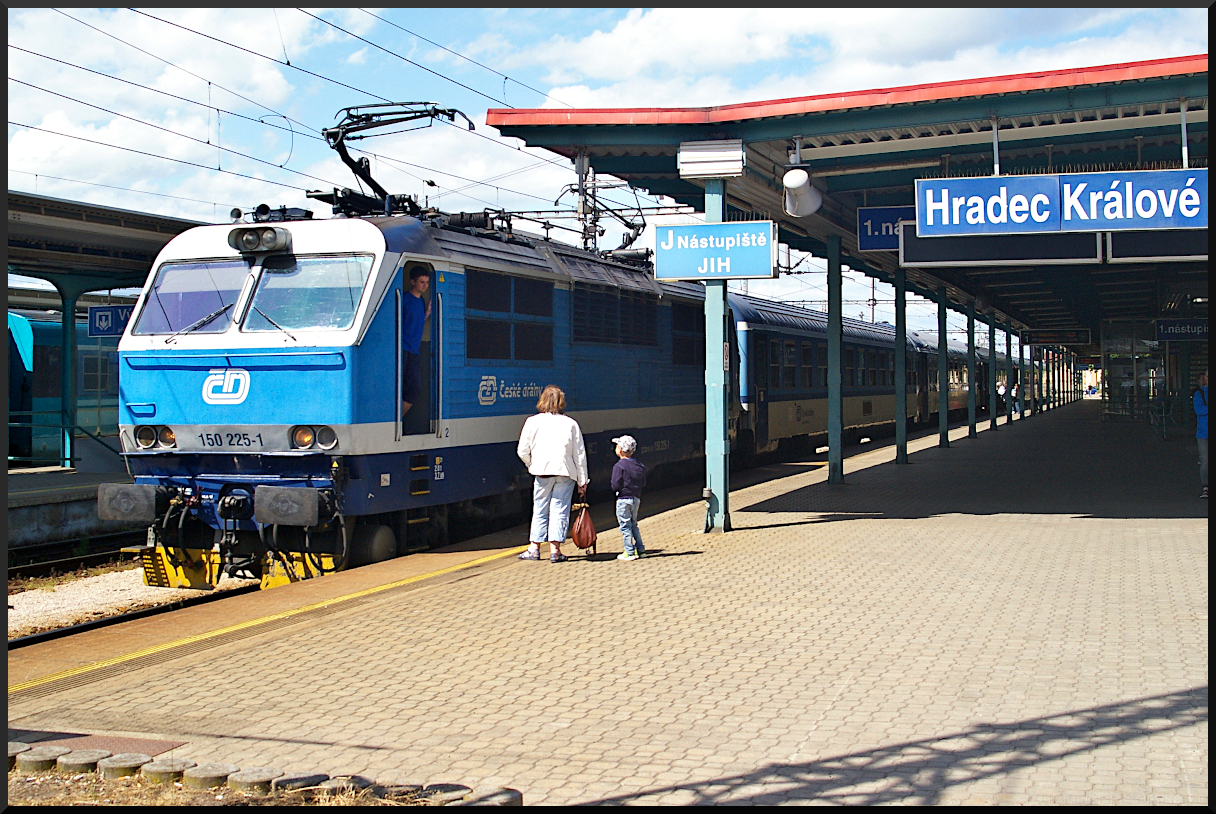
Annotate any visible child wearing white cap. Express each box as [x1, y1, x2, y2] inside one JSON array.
[[610, 435, 647, 561]]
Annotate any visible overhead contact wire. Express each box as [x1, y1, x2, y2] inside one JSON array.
[[7, 121, 310, 192]]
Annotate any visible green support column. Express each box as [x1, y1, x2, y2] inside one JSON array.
[[937, 287, 949, 448], [703, 178, 730, 532], [988, 318, 998, 431], [966, 300, 977, 438], [827, 235, 844, 484], [894, 267, 908, 464], [58, 291, 79, 468]]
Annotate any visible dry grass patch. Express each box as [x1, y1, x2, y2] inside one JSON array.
[[8, 771, 436, 806]]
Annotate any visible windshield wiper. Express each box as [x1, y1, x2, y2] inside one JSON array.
[[163, 302, 233, 344], [253, 307, 297, 341]]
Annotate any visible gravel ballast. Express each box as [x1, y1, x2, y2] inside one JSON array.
[[8, 567, 256, 639]]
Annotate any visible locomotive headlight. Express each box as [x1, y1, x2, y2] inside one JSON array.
[[228, 226, 290, 253], [135, 426, 157, 448], [158, 426, 176, 448], [292, 426, 316, 449], [315, 426, 338, 450]]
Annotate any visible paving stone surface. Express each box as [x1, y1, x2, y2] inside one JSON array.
[[8, 402, 1207, 805]]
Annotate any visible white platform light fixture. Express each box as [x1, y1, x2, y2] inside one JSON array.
[[782, 168, 823, 217]]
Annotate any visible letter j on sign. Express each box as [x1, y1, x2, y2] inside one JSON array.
[[655, 221, 778, 281]]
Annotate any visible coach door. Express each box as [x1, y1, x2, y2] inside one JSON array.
[[753, 334, 770, 449]]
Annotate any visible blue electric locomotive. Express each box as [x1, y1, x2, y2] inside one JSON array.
[[98, 204, 1012, 590]]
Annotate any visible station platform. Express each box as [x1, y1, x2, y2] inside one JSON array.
[[9, 401, 1207, 805], [7, 467, 139, 548]]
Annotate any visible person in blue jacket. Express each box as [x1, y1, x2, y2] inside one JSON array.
[[401, 266, 431, 419], [611, 435, 647, 561], [1195, 369, 1208, 499]]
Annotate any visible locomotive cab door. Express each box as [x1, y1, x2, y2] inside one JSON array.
[[401, 261, 435, 436]]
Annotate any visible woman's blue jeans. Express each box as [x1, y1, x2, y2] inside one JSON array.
[[530, 476, 576, 543]]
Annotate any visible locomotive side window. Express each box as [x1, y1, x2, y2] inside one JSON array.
[[671, 302, 705, 366], [131, 258, 250, 335], [467, 319, 511, 359], [467, 270, 511, 313], [466, 269, 554, 362], [244, 253, 373, 332]]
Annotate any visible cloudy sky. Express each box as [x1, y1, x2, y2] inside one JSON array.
[[7, 7, 1207, 335]]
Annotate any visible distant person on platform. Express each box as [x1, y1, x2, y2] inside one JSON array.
[[401, 267, 431, 420], [997, 381, 1007, 412], [1011, 383, 1020, 414], [1195, 370, 1208, 499]]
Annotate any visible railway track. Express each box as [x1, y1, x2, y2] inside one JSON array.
[[8, 530, 148, 580]]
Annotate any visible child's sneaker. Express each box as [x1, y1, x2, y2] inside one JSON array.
[[617, 552, 641, 561]]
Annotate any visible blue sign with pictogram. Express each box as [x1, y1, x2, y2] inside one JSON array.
[[857, 206, 915, 250], [654, 221, 777, 281], [88, 305, 134, 337]]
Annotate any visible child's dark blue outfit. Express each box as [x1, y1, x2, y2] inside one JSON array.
[[611, 456, 647, 558]]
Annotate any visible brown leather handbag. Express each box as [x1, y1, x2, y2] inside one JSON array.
[[570, 497, 597, 550]]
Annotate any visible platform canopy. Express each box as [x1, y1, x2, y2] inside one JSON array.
[[488, 54, 1208, 353], [7, 190, 203, 297]]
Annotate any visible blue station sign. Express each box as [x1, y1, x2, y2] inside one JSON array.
[[654, 220, 777, 281], [916, 168, 1207, 237], [857, 206, 915, 251], [88, 304, 134, 337]]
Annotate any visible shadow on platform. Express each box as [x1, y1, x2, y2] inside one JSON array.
[[587, 686, 1208, 805], [738, 401, 1208, 521]]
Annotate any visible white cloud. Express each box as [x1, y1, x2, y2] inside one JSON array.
[[346, 46, 368, 65]]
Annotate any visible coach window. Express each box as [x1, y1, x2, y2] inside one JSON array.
[[782, 340, 797, 389], [817, 341, 827, 388], [845, 347, 855, 388], [671, 301, 705, 366], [878, 351, 887, 387], [800, 342, 814, 388], [466, 269, 553, 362]]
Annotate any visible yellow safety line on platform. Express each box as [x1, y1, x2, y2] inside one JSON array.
[[9, 545, 529, 694]]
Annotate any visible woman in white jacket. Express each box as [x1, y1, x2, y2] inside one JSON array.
[[516, 385, 589, 562]]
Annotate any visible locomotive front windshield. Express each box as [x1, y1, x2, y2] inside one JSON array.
[[131, 259, 250, 335], [243, 253, 373, 332]]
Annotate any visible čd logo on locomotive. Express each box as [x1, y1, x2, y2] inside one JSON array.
[[202, 368, 251, 405]]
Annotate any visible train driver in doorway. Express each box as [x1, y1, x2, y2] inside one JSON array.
[[402, 266, 431, 420]]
